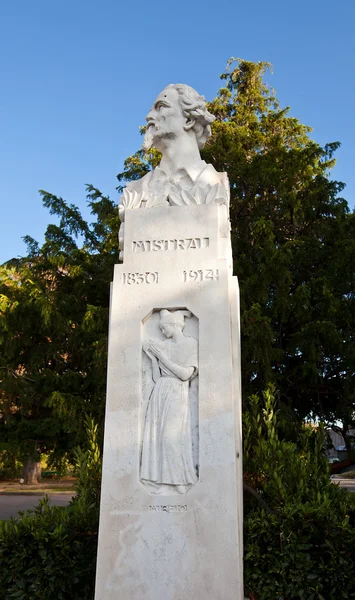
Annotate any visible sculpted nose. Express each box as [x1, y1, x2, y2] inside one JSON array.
[[146, 106, 157, 123]]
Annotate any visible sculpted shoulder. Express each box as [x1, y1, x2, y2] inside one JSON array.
[[125, 171, 153, 195], [184, 335, 198, 357], [120, 161, 229, 209], [197, 163, 228, 188]]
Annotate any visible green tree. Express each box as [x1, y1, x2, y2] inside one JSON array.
[[0, 187, 119, 482], [118, 58, 355, 451], [1, 58, 354, 476]]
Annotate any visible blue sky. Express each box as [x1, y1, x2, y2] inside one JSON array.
[[1, 0, 354, 263]]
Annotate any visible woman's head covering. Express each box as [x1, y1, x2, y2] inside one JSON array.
[[160, 309, 192, 327]]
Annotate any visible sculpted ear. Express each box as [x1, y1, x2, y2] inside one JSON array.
[[184, 117, 195, 131]]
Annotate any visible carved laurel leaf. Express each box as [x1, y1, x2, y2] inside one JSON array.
[[120, 188, 142, 210], [168, 191, 185, 206], [194, 186, 205, 205], [157, 195, 169, 206], [143, 194, 154, 208], [119, 188, 131, 209], [118, 204, 125, 221], [118, 222, 124, 246], [181, 189, 195, 205], [202, 183, 212, 196], [190, 184, 200, 202], [144, 194, 169, 208], [205, 183, 218, 204]]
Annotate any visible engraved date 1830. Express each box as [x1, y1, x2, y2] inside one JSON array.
[[122, 272, 159, 285]]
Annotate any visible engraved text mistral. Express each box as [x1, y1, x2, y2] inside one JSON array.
[[132, 237, 209, 252]]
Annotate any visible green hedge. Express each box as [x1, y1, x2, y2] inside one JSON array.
[[2, 497, 354, 600], [244, 498, 355, 599], [0, 416, 100, 600], [0, 498, 98, 600], [243, 387, 355, 599], [1, 406, 355, 599]]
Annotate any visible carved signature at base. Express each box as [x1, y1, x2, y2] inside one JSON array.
[[149, 504, 187, 513]]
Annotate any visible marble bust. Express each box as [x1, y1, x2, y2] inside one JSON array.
[[118, 84, 230, 258]]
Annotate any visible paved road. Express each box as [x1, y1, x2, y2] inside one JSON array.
[[0, 479, 353, 521], [332, 478, 355, 493], [0, 493, 74, 520]]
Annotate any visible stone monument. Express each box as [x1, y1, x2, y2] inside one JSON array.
[[95, 84, 244, 599]]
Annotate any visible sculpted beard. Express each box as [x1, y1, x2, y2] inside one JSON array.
[[142, 126, 155, 152], [142, 126, 177, 152]]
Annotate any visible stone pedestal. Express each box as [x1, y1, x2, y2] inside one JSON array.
[[95, 204, 243, 599]]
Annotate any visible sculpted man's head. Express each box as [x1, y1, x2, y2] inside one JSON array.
[[142, 84, 215, 153]]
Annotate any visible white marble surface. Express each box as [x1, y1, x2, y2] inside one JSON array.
[[118, 84, 229, 261], [95, 204, 243, 599], [140, 308, 199, 495]]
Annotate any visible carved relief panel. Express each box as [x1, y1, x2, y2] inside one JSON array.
[[140, 308, 199, 496]]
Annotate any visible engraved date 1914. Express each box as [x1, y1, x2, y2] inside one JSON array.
[[183, 269, 219, 283], [122, 271, 159, 285]]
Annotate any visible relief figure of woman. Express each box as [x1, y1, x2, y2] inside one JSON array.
[[140, 309, 198, 495]]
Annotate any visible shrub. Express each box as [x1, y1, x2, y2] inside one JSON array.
[[244, 387, 355, 599], [0, 499, 98, 600], [245, 501, 355, 600], [2, 396, 355, 599], [0, 416, 101, 600]]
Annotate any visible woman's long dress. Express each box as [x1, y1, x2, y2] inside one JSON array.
[[140, 335, 198, 493]]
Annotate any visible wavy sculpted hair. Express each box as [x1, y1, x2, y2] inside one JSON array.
[[164, 84, 215, 149]]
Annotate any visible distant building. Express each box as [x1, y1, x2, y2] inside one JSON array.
[[326, 428, 355, 460]]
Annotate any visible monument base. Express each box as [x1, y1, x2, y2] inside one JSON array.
[[95, 205, 243, 599]]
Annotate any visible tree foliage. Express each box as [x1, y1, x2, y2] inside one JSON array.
[[0, 57, 354, 474], [0, 57, 354, 597], [118, 58, 355, 445], [0, 186, 119, 478]]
